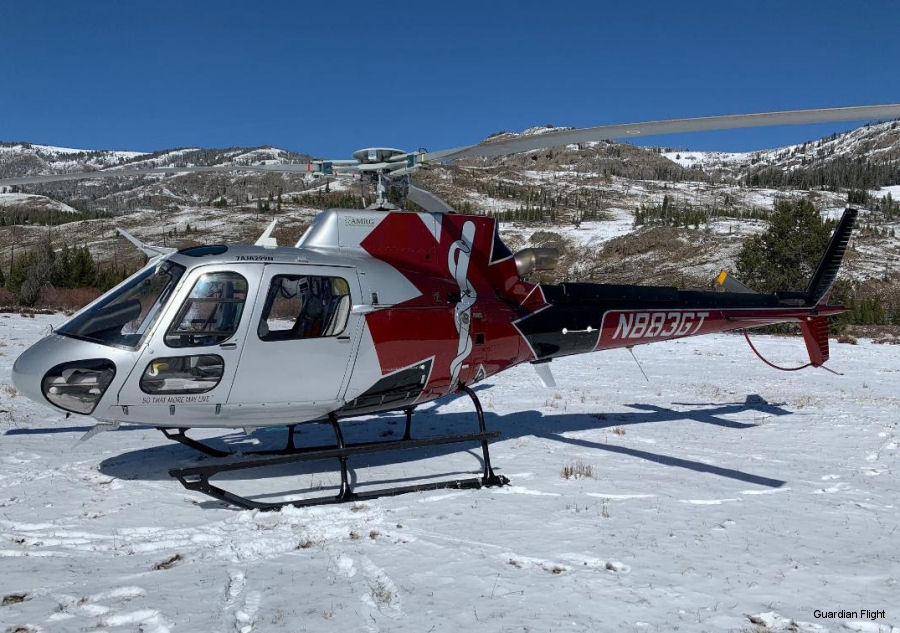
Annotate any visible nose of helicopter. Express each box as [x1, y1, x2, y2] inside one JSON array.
[[12, 335, 120, 415], [11, 336, 54, 405]]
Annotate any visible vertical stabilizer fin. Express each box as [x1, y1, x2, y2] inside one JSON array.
[[805, 208, 858, 305]]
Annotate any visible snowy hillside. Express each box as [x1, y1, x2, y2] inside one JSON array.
[[2, 119, 899, 298], [0, 192, 79, 214], [0, 143, 146, 177], [662, 120, 900, 178], [1, 314, 897, 633]]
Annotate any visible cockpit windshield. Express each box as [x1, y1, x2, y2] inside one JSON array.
[[58, 261, 186, 349]]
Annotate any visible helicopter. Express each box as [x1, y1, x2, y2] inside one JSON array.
[[5, 103, 898, 510]]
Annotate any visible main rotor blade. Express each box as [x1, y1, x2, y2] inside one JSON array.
[[426, 104, 900, 161], [0, 163, 311, 188]]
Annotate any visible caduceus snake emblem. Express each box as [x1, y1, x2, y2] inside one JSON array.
[[447, 221, 477, 390]]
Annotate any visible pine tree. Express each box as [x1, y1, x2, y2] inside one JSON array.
[[735, 198, 832, 293], [52, 244, 73, 288], [70, 247, 97, 287], [6, 251, 35, 293], [19, 234, 56, 305]]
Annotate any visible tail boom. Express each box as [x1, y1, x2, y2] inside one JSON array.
[[513, 208, 855, 368]]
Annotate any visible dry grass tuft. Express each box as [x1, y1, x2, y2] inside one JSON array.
[[371, 580, 395, 606], [561, 460, 594, 480]]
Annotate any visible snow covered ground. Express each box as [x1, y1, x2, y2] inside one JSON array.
[[0, 314, 897, 633], [500, 206, 636, 249], [0, 193, 80, 214]]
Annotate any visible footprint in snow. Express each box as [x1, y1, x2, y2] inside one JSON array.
[[679, 498, 740, 505], [360, 557, 402, 618], [813, 482, 851, 494], [741, 487, 790, 495], [559, 553, 631, 574], [224, 569, 246, 609], [46, 586, 170, 633], [224, 569, 260, 633], [235, 591, 261, 633]]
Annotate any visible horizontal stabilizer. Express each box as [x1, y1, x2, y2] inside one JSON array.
[[713, 269, 756, 294], [806, 208, 858, 305]]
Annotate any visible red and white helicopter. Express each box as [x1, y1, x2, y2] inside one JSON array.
[[6, 104, 898, 509]]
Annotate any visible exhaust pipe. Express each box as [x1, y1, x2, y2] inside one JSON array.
[[514, 248, 559, 276]]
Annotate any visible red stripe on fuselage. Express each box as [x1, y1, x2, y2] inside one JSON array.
[[595, 307, 837, 351]]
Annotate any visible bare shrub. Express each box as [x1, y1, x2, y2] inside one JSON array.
[[561, 460, 593, 480], [38, 286, 101, 311], [0, 287, 15, 306]]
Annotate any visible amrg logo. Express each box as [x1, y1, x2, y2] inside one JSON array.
[[603, 310, 710, 342], [344, 216, 377, 227]]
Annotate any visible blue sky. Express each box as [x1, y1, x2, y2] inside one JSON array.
[[1, 0, 898, 156]]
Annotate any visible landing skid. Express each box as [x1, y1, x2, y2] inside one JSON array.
[[166, 386, 509, 510]]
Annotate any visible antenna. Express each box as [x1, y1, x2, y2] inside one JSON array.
[[627, 346, 649, 382]]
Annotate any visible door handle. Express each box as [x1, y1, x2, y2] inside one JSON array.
[[337, 336, 351, 343], [220, 342, 237, 350]]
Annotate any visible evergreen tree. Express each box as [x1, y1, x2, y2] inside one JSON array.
[[52, 244, 73, 288], [735, 198, 832, 294], [19, 234, 55, 305], [6, 251, 35, 293], [69, 247, 97, 287]]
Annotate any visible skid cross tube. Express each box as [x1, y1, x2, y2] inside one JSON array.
[[168, 390, 509, 510], [161, 424, 331, 457], [460, 385, 506, 486], [160, 427, 231, 457]]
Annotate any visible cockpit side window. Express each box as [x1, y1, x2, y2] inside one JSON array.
[[57, 261, 185, 350], [165, 272, 248, 348], [258, 274, 351, 341]]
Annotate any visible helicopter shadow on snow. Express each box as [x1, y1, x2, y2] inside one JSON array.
[[91, 390, 792, 502]]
